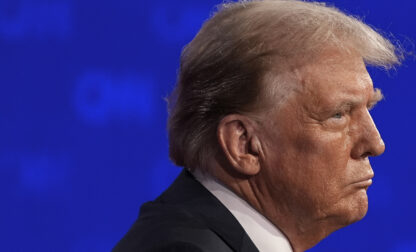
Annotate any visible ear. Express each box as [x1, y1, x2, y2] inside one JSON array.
[[217, 114, 262, 176]]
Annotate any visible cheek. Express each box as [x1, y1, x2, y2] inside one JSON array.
[[261, 128, 356, 219], [294, 129, 351, 166], [261, 114, 353, 194], [289, 129, 353, 194]]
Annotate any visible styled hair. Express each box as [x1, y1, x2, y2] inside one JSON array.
[[167, 0, 402, 171]]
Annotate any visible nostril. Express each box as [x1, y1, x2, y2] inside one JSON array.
[[361, 151, 372, 159]]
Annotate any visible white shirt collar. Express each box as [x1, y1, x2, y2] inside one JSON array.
[[193, 171, 293, 252]]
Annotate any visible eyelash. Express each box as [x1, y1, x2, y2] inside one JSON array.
[[331, 108, 351, 119], [331, 104, 376, 120], [332, 112, 344, 119]]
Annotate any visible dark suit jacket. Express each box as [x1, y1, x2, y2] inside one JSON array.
[[113, 169, 259, 252]]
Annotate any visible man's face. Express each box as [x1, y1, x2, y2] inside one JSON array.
[[257, 49, 385, 227]]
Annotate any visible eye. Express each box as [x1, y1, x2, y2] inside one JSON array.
[[332, 112, 344, 119], [326, 111, 348, 128]]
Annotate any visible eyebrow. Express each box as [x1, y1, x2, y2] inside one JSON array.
[[330, 88, 384, 113], [368, 88, 384, 109]]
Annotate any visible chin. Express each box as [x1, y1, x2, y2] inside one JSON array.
[[343, 189, 370, 224], [330, 189, 369, 226]]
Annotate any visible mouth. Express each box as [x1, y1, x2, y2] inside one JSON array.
[[351, 174, 374, 190], [353, 179, 373, 189]]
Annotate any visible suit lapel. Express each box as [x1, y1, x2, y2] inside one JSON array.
[[158, 169, 259, 252]]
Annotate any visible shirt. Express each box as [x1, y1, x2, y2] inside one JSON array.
[[193, 171, 293, 252]]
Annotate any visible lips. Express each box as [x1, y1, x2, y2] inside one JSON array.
[[351, 173, 374, 189], [353, 178, 373, 188]]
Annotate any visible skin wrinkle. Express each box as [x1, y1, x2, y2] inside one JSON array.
[[213, 47, 386, 252], [247, 178, 267, 215], [169, 0, 402, 171], [163, 2, 403, 251]]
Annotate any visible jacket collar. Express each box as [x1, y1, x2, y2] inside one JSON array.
[[158, 169, 258, 252]]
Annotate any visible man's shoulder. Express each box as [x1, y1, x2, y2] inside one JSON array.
[[133, 199, 210, 235], [113, 170, 238, 252], [113, 200, 232, 252], [113, 169, 258, 252]]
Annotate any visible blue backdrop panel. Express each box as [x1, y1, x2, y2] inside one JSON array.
[[1, 0, 415, 251]]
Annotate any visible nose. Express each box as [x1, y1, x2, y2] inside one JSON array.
[[351, 110, 386, 159]]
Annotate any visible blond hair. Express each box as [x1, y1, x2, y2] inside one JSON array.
[[167, 0, 402, 171]]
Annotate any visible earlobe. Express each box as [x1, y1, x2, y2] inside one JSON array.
[[217, 115, 261, 176]]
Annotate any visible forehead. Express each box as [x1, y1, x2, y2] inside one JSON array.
[[293, 49, 374, 104]]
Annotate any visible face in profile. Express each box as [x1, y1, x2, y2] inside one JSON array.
[[256, 48, 385, 229]]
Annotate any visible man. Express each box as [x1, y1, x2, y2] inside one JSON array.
[[114, 0, 402, 251]]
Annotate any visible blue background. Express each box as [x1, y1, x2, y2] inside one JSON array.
[[1, 0, 415, 251]]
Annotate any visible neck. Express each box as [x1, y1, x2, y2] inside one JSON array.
[[210, 164, 342, 252]]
